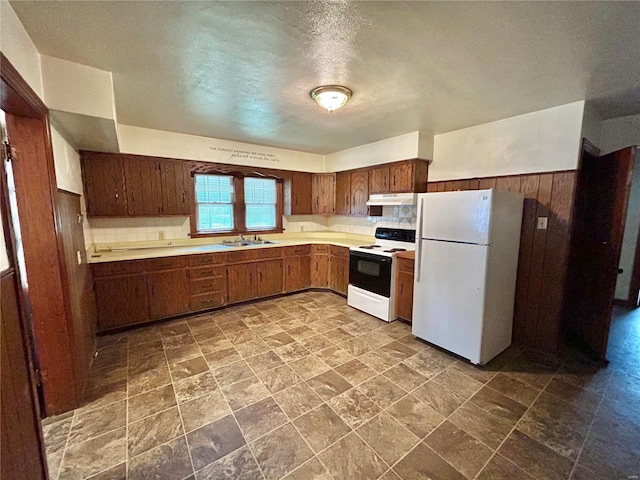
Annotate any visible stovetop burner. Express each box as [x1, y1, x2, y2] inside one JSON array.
[[383, 248, 408, 253], [359, 245, 381, 249]]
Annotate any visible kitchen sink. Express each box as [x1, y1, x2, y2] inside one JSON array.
[[245, 240, 277, 245], [220, 239, 277, 247]]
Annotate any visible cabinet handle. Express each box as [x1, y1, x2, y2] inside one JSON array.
[[203, 299, 212, 304], [115, 192, 119, 202], [400, 284, 403, 295], [393, 175, 396, 187]]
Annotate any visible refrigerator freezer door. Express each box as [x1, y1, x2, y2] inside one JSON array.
[[420, 190, 493, 245], [412, 239, 488, 364]]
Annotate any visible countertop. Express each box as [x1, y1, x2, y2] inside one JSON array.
[[88, 232, 374, 263]]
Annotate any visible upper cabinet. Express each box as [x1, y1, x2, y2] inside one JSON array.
[[334, 171, 351, 215], [286, 172, 313, 215], [334, 169, 369, 216], [82, 151, 193, 217], [371, 160, 429, 194], [312, 173, 336, 215], [370, 166, 390, 194]]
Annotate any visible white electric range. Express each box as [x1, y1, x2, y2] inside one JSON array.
[[347, 227, 416, 322]]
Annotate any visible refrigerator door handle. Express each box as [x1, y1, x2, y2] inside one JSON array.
[[416, 197, 424, 282]]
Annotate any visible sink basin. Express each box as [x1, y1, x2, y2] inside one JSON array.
[[221, 239, 278, 247], [245, 240, 277, 245], [221, 241, 250, 247]]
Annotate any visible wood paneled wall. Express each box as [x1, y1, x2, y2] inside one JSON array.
[[427, 171, 577, 351]]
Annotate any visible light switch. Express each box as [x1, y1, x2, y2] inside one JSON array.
[[537, 217, 548, 230]]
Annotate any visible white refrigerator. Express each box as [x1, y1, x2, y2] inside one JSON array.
[[412, 189, 524, 365]]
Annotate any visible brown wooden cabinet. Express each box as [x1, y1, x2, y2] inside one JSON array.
[[312, 173, 336, 214], [350, 169, 369, 216], [227, 263, 257, 303], [370, 166, 390, 194], [124, 156, 163, 216], [335, 171, 351, 215], [311, 245, 330, 288], [288, 172, 313, 215], [369, 160, 429, 194], [94, 273, 149, 330], [395, 254, 415, 322], [147, 269, 189, 319], [389, 161, 413, 193], [81, 152, 127, 216], [329, 246, 350, 295], [257, 259, 283, 297], [161, 160, 193, 215], [284, 255, 311, 291]]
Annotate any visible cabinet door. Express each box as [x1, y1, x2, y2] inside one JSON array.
[[257, 259, 283, 297], [290, 172, 312, 215], [390, 161, 414, 193], [334, 171, 351, 215], [311, 254, 330, 288], [147, 269, 190, 319], [95, 274, 149, 331], [370, 166, 390, 193], [124, 156, 163, 216], [82, 153, 127, 216], [227, 263, 257, 303], [350, 169, 369, 216], [396, 271, 414, 321], [284, 256, 311, 291], [312, 174, 336, 214], [330, 256, 349, 295], [161, 160, 193, 215]]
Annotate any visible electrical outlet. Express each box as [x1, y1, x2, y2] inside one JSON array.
[[537, 217, 548, 230], [157, 231, 165, 240]]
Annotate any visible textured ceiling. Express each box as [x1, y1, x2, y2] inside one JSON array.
[[10, 1, 640, 154]]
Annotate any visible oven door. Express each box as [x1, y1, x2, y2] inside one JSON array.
[[349, 251, 393, 298]]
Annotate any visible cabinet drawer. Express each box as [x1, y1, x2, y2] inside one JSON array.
[[226, 250, 257, 263], [92, 260, 146, 277], [145, 256, 187, 271], [284, 245, 311, 256], [312, 245, 330, 254], [190, 277, 225, 295], [255, 247, 282, 260], [189, 266, 224, 279], [330, 245, 350, 257], [190, 292, 225, 311], [397, 257, 415, 274], [188, 253, 226, 267]]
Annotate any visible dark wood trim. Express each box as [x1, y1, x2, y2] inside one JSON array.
[[0, 52, 47, 118], [612, 298, 631, 307], [427, 169, 577, 185]]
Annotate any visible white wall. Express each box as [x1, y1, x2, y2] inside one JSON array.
[[118, 125, 325, 173], [0, 0, 43, 99], [581, 102, 603, 148], [430, 101, 585, 181], [615, 153, 640, 301], [600, 114, 640, 154]]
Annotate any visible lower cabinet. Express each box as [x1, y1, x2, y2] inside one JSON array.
[[147, 269, 189, 319], [329, 246, 350, 295], [395, 255, 415, 322], [284, 255, 311, 291], [311, 246, 330, 288], [257, 259, 283, 297], [227, 263, 257, 303], [94, 273, 149, 330]]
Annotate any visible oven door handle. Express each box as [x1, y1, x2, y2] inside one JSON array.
[[416, 197, 424, 283]]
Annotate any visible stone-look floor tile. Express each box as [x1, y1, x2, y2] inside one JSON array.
[[165, 344, 202, 364], [448, 402, 513, 450], [180, 389, 230, 433], [283, 457, 332, 480], [226, 328, 259, 345], [394, 442, 466, 480], [289, 355, 330, 380], [275, 342, 311, 363], [432, 367, 484, 399], [128, 352, 166, 377], [221, 376, 270, 411], [258, 364, 302, 394], [195, 446, 263, 480], [379, 321, 412, 340], [356, 412, 420, 465], [128, 384, 176, 423], [245, 351, 284, 374], [47, 450, 63, 479], [162, 332, 196, 350], [204, 347, 241, 369], [273, 382, 323, 419], [293, 404, 351, 453], [169, 356, 209, 382], [318, 432, 388, 480], [214, 360, 255, 387], [425, 420, 494, 479], [476, 454, 536, 480], [250, 423, 314, 480], [486, 373, 541, 407], [86, 365, 128, 390], [335, 358, 377, 384], [160, 322, 191, 337], [85, 462, 126, 480], [91, 347, 127, 370], [386, 395, 445, 438], [198, 336, 233, 355], [402, 352, 451, 378], [328, 388, 381, 428], [43, 416, 73, 454], [358, 375, 406, 409], [235, 397, 289, 442], [470, 386, 528, 426], [361, 331, 394, 348], [383, 363, 427, 392], [128, 365, 172, 396], [128, 406, 183, 457], [263, 331, 295, 348], [517, 408, 586, 460], [315, 345, 356, 368], [286, 325, 316, 341], [412, 380, 466, 416], [529, 392, 594, 434], [544, 377, 602, 413], [235, 339, 271, 359], [379, 341, 417, 362], [359, 350, 400, 372], [78, 380, 127, 415], [306, 370, 354, 401], [323, 327, 354, 344], [379, 470, 402, 480], [129, 435, 193, 480], [42, 409, 75, 427], [58, 427, 126, 480], [191, 326, 224, 342], [186, 415, 246, 471], [252, 323, 285, 339], [299, 334, 334, 353], [67, 400, 126, 446], [174, 371, 218, 403], [498, 430, 574, 480], [570, 464, 602, 480], [554, 357, 612, 395], [128, 327, 161, 345], [450, 360, 497, 383], [129, 340, 163, 358]]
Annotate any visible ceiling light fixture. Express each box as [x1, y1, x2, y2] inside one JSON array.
[[310, 85, 352, 112]]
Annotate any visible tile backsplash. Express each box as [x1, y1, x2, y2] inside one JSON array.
[[88, 217, 191, 244]]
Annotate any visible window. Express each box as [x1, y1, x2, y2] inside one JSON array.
[[195, 174, 235, 232], [245, 177, 276, 230]]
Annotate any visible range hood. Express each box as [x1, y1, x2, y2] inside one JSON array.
[[366, 193, 417, 206]]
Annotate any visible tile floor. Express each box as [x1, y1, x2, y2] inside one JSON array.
[[42, 292, 640, 480]]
